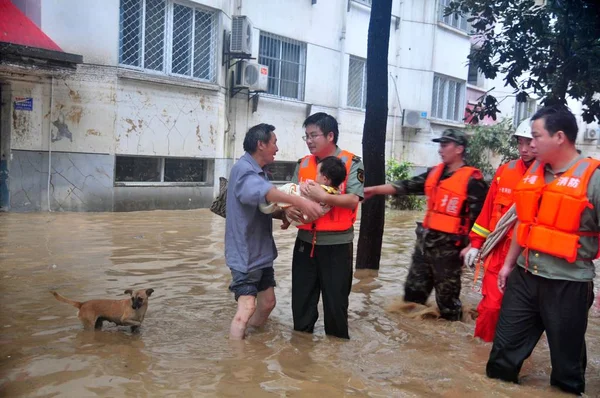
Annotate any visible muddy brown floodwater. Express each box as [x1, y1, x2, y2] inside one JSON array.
[[0, 209, 599, 397]]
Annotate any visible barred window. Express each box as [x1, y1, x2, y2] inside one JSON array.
[[347, 56, 367, 109], [514, 98, 537, 125], [439, 0, 468, 31], [259, 32, 306, 100], [431, 74, 466, 122], [119, 0, 218, 82], [115, 156, 212, 184]]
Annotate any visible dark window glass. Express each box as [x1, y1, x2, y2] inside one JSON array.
[[266, 162, 296, 182], [164, 158, 206, 182], [115, 156, 161, 182]]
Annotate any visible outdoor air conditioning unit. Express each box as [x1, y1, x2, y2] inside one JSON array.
[[235, 61, 269, 92], [403, 109, 429, 129], [230, 16, 253, 56], [584, 128, 598, 141]]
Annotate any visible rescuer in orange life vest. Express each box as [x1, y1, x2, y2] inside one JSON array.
[[462, 120, 534, 342], [364, 129, 488, 321], [284, 112, 364, 339], [486, 105, 600, 395]]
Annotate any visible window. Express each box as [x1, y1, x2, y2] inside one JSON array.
[[514, 98, 537, 125], [119, 0, 218, 82], [431, 74, 466, 122], [259, 32, 306, 100], [439, 0, 468, 31], [115, 156, 212, 184], [353, 0, 372, 5], [266, 161, 297, 182], [347, 56, 367, 109], [467, 48, 483, 86]]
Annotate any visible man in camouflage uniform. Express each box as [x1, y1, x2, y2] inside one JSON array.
[[364, 129, 488, 320]]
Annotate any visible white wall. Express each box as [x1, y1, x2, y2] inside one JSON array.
[[31, 0, 474, 173], [41, 0, 120, 65]]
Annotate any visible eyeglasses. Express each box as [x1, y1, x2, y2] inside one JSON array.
[[302, 133, 324, 142]]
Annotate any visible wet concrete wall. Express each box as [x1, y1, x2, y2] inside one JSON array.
[[8, 150, 216, 212]]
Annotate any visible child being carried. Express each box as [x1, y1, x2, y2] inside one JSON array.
[[260, 156, 347, 228]]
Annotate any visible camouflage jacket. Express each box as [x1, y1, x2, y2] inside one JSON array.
[[392, 164, 489, 249]]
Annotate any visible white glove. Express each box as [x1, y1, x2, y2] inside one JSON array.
[[464, 248, 480, 269]]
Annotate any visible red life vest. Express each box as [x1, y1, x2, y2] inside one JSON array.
[[515, 158, 600, 262], [422, 163, 482, 235], [489, 159, 528, 231], [297, 150, 357, 231]]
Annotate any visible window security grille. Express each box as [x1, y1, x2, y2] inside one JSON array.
[[431, 74, 466, 122], [258, 32, 306, 100], [347, 56, 367, 109], [119, 0, 217, 82]]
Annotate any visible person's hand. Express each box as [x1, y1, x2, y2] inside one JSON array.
[[280, 217, 291, 230], [300, 181, 327, 202], [284, 206, 303, 223], [460, 245, 470, 258], [363, 186, 378, 200], [464, 248, 480, 269], [297, 199, 323, 222], [497, 264, 514, 293]]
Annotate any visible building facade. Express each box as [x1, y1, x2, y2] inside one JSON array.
[[2, 0, 597, 212]]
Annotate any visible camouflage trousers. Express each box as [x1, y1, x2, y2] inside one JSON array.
[[404, 231, 464, 321]]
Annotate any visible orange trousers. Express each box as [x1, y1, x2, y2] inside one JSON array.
[[474, 239, 510, 342]]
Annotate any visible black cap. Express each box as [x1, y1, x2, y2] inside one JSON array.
[[432, 129, 468, 147]]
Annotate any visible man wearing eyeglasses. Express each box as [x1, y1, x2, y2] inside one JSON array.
[[285, 112, 364, 339]]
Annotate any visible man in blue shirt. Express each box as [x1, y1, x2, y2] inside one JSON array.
[[225, 123, 322, 339]]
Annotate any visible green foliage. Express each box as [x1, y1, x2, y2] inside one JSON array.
[[446, 0, 600, 123], [385, 159, 425, 210], [465, 119, 519, 179]]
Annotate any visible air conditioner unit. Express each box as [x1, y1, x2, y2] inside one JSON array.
[[230, 16, 253, 56], [584, 128, 598, 141], [235, 61, 269, 92], [403, 109, 428, 129]]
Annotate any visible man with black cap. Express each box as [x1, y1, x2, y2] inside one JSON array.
[[364, 129, 488, 320]]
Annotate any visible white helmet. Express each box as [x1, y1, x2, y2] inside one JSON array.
[[514, 119, 533, 139]]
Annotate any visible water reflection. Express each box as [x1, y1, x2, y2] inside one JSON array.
[[0, 209, 598, 396]]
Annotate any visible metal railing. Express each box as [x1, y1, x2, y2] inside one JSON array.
[[258, 32, 306, 101], [347, 56, 367, 109], [119, 0, 218, 82], [432, 74, 466, 122]]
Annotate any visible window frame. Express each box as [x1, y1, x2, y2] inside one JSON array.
[[347, 56, 368, 110], [118, 0, 219, 83], [431, 74, 466, 123], [514, 98, 538, 126], [114, 155, 214, 187], [265, 161, 297, 183], [258, 31, 307, 101], [438, 0, 469, 32]]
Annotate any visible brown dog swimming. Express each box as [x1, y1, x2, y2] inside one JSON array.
[[51, 289, 154, 331]]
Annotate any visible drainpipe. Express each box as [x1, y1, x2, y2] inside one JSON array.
[[337, 0, 348, 119], [47, 77, 53, 212], [390, 1, 404, 160]]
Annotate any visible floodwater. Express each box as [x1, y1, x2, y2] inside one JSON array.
[[0, 209, 599, 397]]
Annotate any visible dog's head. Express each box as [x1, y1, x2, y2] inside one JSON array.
[[124, 288, 154, 310]]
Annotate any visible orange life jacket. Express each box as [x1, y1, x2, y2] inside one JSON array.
[[422, 163, 482, 235], [297, 150, 357, 231], [515, 158, 600, 263], [489, 159, 528, 231]]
